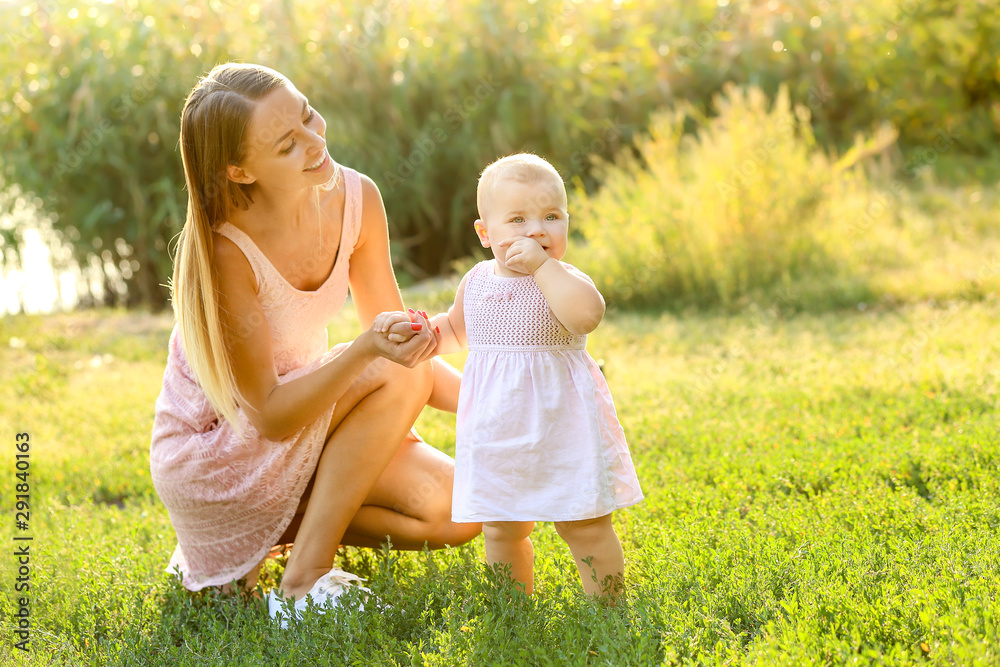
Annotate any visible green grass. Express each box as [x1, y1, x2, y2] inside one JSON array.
[[1, 295, 998, 665]]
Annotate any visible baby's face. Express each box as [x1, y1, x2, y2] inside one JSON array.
[[476, 176, 569, 270]]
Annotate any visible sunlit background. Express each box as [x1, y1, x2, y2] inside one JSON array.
[[2, 0, 998, 315]]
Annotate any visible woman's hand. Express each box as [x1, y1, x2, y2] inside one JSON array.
[[365, 309, 440, 367]]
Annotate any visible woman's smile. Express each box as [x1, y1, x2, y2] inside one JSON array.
[[304, 149, 329, 172]]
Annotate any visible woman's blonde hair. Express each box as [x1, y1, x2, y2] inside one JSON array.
[[171, 63, 289, 434]]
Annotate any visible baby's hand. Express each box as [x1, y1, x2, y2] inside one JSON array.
[[497, 236, 550, 275], [367, 309, 438, 367], [371, 311, 420, 343], [372, 311, 408, 334]]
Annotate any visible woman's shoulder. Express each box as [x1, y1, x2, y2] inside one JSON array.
[[212, 228, 260, 294], [332, 165, 376, 198], [333, 166, 385, 225]]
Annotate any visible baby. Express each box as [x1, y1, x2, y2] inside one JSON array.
[[378, 153, 642, 598]]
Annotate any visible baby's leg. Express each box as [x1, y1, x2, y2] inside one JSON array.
[[554, 514, 625, 599], [483, 521, 535, 595]]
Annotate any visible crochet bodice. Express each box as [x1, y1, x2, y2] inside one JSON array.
[[463, 260, 587, 351]]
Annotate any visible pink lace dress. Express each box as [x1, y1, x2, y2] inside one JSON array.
[[452, 260, 643, 522], [150, 166, 363, 591]]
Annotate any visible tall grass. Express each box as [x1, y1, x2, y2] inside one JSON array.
[[569, 84, 1000, 311]]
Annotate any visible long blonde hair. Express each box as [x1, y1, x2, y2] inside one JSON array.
[[170, 63, 288, 434]]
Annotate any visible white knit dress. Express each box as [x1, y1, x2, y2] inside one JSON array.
[[451, 260, 643, 523]]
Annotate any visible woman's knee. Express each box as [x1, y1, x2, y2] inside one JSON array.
[[381, 356, 433, 395], [326, 358, 433, 441], [402, 474, 480, 546]]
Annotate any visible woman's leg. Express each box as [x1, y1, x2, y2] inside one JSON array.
[[554, 514, 625, 599], [340, 433, 481, 549], [483, 521, 535, 595], [276, 357, 434, 599], [275, 435, 479, 567]]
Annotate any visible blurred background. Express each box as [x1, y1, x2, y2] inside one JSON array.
[[1, 0, 998, 315]]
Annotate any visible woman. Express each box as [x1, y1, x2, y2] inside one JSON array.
[[149, 63, 479, 623]]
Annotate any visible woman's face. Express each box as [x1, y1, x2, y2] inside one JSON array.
[[229, 82, 334, 192]]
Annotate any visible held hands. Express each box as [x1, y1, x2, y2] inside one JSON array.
[[367, 308, 441, 367], [497, 236, 550, 275]]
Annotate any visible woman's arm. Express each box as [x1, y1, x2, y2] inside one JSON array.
[[348, 174, 407, 327], [350, 174, 463, 412], [373, 309, 463, 413]]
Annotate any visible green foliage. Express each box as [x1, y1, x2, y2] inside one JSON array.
[[0, 0, 668, 307], [2, 0, 998, 308], [569, 83, 1000, 310], [1, 302, 999, 664], [661, 0, 1000, 152]]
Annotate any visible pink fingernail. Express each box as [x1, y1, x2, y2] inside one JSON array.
[[411, 323, 423, 331], [407, 308, 415, 314], [435, 326, 441, 334]]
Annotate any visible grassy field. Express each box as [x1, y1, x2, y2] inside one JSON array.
[[0, 292, 998, 665]]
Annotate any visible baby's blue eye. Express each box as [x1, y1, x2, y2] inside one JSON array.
[[511, 217, 524, 224], [546, 214, 557, 220]]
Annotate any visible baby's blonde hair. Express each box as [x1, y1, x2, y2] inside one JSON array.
[[477, 153, 567, 220]]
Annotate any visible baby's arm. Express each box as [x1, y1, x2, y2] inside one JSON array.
[[429, 273, 469, 356], [532, 260, 605, 335]]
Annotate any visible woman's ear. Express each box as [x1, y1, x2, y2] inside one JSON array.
[[227, 163, 256, 185], [474, 219, 490, 247]]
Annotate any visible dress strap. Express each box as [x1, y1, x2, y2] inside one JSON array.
[[214, 223, 266, 293], [340, 166, 363, 256]]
